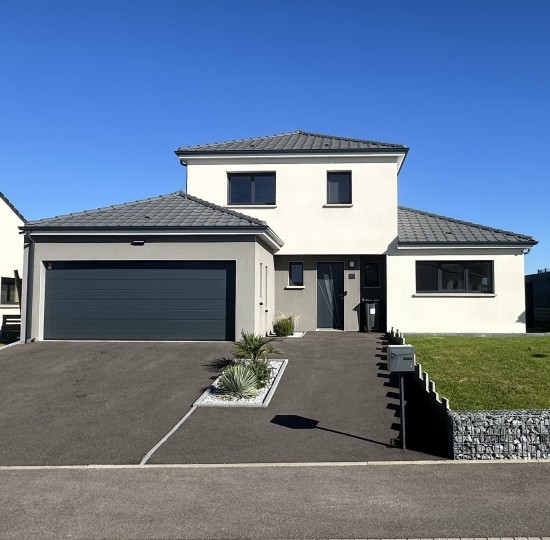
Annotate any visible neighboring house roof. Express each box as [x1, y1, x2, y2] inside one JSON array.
[[398, 206, 537, 247], [0, 191, 25, 222], [175, 130, 408, 155], [23, 191, 269, 230]]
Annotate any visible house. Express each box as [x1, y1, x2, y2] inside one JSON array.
[[0, 192, 25, 336], [525, 268, 550, 329], [20, 131, 537, 342]]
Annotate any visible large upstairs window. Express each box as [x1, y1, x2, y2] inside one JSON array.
[[228, 173, 276, 205], [416, 261, 494, 293]]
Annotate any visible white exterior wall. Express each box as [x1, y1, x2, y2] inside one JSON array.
[[186, 155, 399, 255], [0, 197, 24, 322], [386, 248, 527, 334]]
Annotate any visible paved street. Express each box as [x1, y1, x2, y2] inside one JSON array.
[[1, 461, 549, 539]]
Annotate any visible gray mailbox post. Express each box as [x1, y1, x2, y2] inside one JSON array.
[[387, 344, 415, 449]]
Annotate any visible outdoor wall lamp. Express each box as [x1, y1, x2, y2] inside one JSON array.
[[131, 239, 145, 246]]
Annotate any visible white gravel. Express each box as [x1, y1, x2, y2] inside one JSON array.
[[196, 359, 287, 407]]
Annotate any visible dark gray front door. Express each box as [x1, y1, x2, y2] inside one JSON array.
[[317, 262, 344, 329], [44, 261, 235, 341]]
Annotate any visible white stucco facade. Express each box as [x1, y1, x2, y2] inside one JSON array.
[[185, 154, 401, 255], [386, 248, 527, 334], [181, 145, 533, 335], [0, 194, 24, 323]]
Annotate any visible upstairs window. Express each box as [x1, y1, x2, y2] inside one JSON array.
[[416, 261, 494, 293], [228, 173, 276, 205], [1, 277, 19, 304], [327, 172, 352, 204]]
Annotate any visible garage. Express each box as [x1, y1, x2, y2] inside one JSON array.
[[44, 260, 236, 341]]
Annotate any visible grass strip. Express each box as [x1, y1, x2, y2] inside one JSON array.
[[406, 336, 550, 410]]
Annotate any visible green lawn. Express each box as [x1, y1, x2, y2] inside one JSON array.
[[406, 336, 550, 410]]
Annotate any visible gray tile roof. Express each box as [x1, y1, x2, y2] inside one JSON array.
[[176, 130, 407, 155], [0, 191, 25, 222], [23, 191, 268, 230], [398, 206, 537, 246]]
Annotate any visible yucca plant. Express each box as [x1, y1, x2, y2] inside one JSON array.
[[248, 357, 273, 388], [218, 363, 259, 399], [233, 331, 281, 361]]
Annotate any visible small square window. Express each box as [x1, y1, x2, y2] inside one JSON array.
[[1, 277, 19, 304], [228, 173, 276, 205], [288, 262, 304, 287], [327, 172, 351, 204]]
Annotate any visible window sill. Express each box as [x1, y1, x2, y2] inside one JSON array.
[[413, 293, 496, 298], [285, 286, 305, 290], [228, 204, 277, 209], [323, 204, 353, 208]]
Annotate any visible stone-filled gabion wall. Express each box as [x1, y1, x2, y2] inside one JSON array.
[[450, 410, 550, 460], [387, 329, 550, 460]]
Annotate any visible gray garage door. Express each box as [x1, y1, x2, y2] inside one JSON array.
[[44, 261, 236, 341]]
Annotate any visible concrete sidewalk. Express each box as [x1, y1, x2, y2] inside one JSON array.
[[1, 461, 548, 539]]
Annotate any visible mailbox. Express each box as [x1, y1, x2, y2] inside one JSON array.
[[387, 345, 415, 372]]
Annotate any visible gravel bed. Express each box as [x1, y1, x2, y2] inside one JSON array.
[[196, 359, 287, 408]]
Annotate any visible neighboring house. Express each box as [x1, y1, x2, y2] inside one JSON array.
[[20, 131, 537, 342], [0, 192, 25, 328], [525, 268, 550, 328]]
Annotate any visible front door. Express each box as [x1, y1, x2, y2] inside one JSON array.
[[317, 262, 345, 329]]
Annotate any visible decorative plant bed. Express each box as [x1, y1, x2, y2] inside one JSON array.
[[195, 359, 288, 408], [268, 331, 306, 339]]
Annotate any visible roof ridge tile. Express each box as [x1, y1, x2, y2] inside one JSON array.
[[176, 191, 267, 226]]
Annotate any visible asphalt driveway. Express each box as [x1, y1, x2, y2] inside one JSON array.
[[0, 333, 437, 466], [150, 332, 437, 463], [0, 341, 229, 466]]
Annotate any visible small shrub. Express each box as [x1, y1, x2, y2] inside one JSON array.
[[218, 364, 259, 399], [233, 331, 280, 361], [273, 317, 293, 337], [272, 312, 299, 337]]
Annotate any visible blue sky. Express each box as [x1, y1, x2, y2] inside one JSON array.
[[1, 0, 548, 273]]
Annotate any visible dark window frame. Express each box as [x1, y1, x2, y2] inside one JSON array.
[[327, 171, 352, 205], [288, 262, 304, 287], [1, 277, 18, 304], [415, 261, 494, 294], [227, 172, 276, 205]]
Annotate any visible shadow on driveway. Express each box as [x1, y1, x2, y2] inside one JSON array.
[[150, 332, 440, 463], [0, 334, 439, 466]]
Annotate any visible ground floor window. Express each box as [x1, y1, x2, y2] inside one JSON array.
[[416, 261, 494, 293], [363, 262, 380, 288], [1, 277, 19, 304], [288, 262, 304, 286]]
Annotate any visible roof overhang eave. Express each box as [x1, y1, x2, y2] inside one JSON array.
[[175, 147, 408, 160], [397, 240, 537, 250], [20, 225, 285, 251]]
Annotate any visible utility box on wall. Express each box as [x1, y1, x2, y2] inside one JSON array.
[[387, 345, 415, 372]]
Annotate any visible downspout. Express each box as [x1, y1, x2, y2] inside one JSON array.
[[23, 230, 35, 343]]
